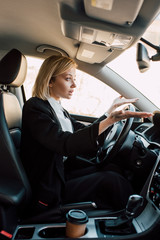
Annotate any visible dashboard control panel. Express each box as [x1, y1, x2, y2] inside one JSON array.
[[149, 161, 160, 210]]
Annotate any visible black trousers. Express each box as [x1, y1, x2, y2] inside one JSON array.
[[64, 161, 134, 211]]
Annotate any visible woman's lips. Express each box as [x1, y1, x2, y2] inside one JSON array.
[[69, 90, 74, 95]]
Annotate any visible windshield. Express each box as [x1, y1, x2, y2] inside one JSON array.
[[108, 14, 160, 109]]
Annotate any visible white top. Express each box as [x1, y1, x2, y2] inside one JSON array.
[[47, 97, 73, 133], [47, 97, 73, 161]]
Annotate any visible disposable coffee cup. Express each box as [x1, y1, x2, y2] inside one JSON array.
[[66, 209, 88, 238]]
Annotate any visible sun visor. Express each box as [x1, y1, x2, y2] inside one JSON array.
[[84, 0, 144, 27], [76, 42, 113, 64]]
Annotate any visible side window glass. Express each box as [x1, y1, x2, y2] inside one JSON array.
[[23, 57, 43, 100], [62, 69, 119, 118], [24, 57, 119, 118]]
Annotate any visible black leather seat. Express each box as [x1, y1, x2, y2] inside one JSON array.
[[0, 49, 112, 234], [0, 49, 33, 232]]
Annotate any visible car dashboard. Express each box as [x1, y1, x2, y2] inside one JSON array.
[[135, 123, 160, 211], [135, 123, 160, 149]]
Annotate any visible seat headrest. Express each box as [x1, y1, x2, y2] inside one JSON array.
[[0, 49, 27, 87]]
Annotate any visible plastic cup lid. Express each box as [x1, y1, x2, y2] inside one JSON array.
[[66, 209, 88, 224]]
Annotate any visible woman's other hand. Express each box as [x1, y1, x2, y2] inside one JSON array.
[[107, 96, 139, 114]]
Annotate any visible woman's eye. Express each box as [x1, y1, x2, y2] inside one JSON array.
[[66, 78, 71, 81]]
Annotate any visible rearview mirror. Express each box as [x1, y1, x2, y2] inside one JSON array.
[[136, 43, 150, 73]]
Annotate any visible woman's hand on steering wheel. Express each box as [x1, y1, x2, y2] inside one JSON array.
[[100, 96, 153, 135], [107, 108, 152, 126], [97, 101, 153, 164]]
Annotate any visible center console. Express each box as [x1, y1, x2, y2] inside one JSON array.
[[11, 157, 160, 240]]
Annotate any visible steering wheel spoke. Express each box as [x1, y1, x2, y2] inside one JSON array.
[[96, 104, 135, 164]]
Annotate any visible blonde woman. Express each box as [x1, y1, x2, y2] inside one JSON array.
[[21, 55, 152, 214]]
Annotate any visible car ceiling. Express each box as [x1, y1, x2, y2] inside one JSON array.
[[0, 0, 160, 66]]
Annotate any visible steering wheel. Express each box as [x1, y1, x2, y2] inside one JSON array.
[[96, 104, 135, 164]]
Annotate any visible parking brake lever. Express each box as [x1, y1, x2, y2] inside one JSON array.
[[61, 201, 97, 214]]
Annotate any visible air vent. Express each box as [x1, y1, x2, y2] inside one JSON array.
[[135, 125, 149, 133]]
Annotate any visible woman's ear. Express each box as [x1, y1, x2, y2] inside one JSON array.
[[49, 81, 53, 87], [49, 79, 54, 87], [49, 77, 55, 87]]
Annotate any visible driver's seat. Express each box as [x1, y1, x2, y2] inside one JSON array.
[[0, 49, 112, 234], [0, 49, 32, 233]]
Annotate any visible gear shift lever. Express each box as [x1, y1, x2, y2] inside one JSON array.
[[125, 194, 144, 217], [103, 195, 144, 230]]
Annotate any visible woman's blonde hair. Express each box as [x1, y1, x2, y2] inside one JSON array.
[[32, 55, 77, 100]]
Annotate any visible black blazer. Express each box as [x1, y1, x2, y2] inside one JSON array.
[[20, 97, 110, 207]]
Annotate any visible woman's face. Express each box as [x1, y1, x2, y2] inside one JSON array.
[[49, 67, 76, 101]]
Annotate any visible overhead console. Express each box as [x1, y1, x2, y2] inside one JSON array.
[[59, 0, 160, 63]]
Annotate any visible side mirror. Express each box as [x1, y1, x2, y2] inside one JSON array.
[[136, 43, 150, 73]]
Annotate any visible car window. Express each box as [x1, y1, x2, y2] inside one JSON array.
[[24, 58, 119, 118], [108, 15, 160, 109], [23, 57, 43, 100], [61, 70, 119, 117]]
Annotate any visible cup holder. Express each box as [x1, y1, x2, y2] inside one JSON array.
[[14, 227, 35, 239], [39, 227, 66, 238], [38, 226, 88, 238]]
